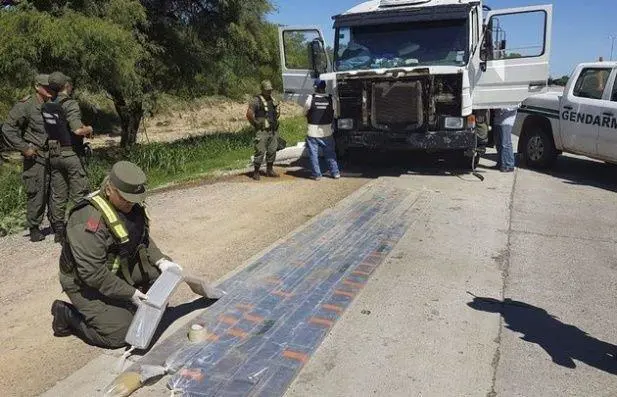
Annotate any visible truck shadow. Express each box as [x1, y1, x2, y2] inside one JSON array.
[[284, 149, 483, 179], [468, 296, 617, 375], [522, 154, 617, 193]]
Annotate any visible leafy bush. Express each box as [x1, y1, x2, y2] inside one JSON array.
[[0, 116, 308, 235]]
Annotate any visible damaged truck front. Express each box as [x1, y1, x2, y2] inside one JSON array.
[[278, 0, 553, 166]]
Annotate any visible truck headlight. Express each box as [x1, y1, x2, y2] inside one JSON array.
[[444, 117, 465, 130], [337, 118, 354, 130]]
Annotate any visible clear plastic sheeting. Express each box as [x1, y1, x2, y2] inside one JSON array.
[[120, 183, 432, 397], [104, 372, 142, 397], [185, 275, 226, 300]]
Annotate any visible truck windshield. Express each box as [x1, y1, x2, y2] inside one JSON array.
[[335, 19, 469, 71]]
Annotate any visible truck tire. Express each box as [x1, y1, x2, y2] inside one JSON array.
[[521, 125, 557, 169]]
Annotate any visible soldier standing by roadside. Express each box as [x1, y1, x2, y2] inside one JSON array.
[[246, 80, 280, 181], [44, 71, 93, 244], [1, 74, 52, 242]]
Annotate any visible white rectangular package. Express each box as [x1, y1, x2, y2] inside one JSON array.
[[145, 269, 184, 309], [125, 270, 183, 349]]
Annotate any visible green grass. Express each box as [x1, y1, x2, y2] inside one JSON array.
[[0, 116, 307, 236]]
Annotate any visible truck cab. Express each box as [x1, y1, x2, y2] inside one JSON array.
[[278, 0, 553, 164], [514, 62, 617, 168]]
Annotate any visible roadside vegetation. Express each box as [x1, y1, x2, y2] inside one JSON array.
[[0, 116, 307, 236]]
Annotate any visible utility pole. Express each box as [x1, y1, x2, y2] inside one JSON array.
[[610, 34, 617, 61]]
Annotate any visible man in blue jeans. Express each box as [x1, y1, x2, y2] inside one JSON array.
[[303, 80, 340, 180], [493, 108, 517, 172]]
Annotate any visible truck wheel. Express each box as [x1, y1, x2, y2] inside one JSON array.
[[521, 127, 557, 169]]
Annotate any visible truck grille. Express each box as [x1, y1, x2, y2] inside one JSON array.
[[371, 81, 424, 131]]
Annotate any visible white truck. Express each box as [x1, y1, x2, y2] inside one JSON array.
[[514, 62, 617, 168], [278, 0, 554, 167]]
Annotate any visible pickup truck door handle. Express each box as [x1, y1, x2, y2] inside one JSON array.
[[529, 81, 547, 88], [563, 105, 574, 110], [603, 111, 614, 116]]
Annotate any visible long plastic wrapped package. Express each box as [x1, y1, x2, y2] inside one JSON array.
[[125, 270, 227, 350], [125, 269, 184, 349]]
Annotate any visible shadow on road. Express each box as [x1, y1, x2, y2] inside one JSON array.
[[468, 296, 617, 374], [283, 149, 488, 180], [138, 297, 217, 353]]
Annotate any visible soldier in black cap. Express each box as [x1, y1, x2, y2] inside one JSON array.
[[246, 80, 281, 180], [44, 71, 93, 243], [51, 161, 181, 348], [2, 74, 52, 242]]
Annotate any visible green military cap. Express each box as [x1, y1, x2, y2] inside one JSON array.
[[109, 161, 148, 203], [35, 74, 49, 86], [48, 71, 71, 91], [261, 80, 273, 92]]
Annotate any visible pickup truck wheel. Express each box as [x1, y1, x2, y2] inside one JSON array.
[[522, 127, 557, 169]]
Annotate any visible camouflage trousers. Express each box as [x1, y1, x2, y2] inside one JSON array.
[[61, 261, 161, 348], [22, 153, 50, 228], [253, 129, 278, 166], [49, 152, 89, 225]]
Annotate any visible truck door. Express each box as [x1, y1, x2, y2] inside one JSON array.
[[597, 68, 617, 160], [473, 5, 552, 109], [560, 67, 611, 156], [278, 27, 332, 106]]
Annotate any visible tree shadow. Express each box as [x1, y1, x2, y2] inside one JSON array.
[[468, 296, 617, 374]]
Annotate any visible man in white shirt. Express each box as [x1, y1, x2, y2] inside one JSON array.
[[303, 80, 340, 180]]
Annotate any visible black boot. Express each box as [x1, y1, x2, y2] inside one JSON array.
[[266, 163, 279, 178], [252, 165, 261, 181], [51, 300, 81, 337], [53, 222, 66, 244], [29, 227, 45, 242]]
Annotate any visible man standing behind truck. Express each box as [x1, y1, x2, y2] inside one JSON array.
[[44, 71, 93, 243], [1, 74, 52, 242], [303, 80, 340, 180], [246, 80, 280, 181]]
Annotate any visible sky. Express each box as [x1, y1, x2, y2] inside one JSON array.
[[268, 0, 617, 77]]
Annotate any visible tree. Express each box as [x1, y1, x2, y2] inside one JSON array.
[[0, 0, 278, 147]]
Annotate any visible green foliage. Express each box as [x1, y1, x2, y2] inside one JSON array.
[[0, 117, 308, 234], [0, 4, 145, 109], [0, 0, 284, 145], [549, 75, 569, 87]]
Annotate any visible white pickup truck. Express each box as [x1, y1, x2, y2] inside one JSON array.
[[514, 62, 617, 168]]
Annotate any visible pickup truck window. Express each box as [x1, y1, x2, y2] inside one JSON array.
[[573, 68, 611, 100], [611, 75, 617, 102]]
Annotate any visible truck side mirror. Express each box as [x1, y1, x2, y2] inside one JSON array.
[[308, 39, 327, 78]]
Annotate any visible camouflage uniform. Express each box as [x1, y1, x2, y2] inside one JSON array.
[[2, 83, 50, 239], [248, 80, 280, 180], [52, 161, 171, 348], [45, 73, 90, 240]]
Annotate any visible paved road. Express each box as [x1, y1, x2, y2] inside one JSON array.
[[40, 151, 617, 396], [287, 153, 617, 397]]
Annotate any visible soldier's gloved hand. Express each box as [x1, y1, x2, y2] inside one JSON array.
[[131, 289, 148, 307], [156, 259, 183, 274]]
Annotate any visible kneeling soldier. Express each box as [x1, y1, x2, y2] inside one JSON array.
[[51, 161, 182, 348]]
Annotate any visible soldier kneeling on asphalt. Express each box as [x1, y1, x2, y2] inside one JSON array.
[[51, 161, 182, 349]]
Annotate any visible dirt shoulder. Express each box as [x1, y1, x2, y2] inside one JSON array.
[[0, 169, 368, 397], [89, 99, 303, 148]]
